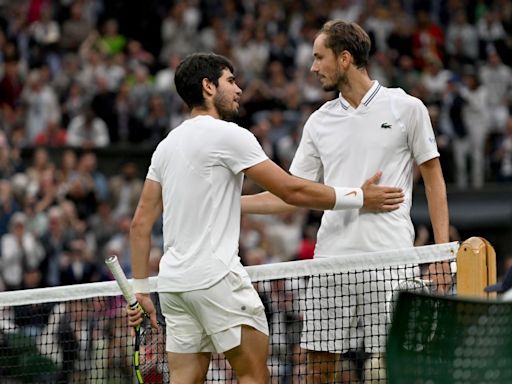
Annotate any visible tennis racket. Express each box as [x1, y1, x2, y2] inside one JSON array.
[[386, 279, 438, 352], [105, 256, 168, 384]]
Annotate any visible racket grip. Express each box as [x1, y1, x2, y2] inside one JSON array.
[[105, 255, 138, 307]]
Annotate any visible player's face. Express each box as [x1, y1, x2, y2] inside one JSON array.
[[213, 68, 241, 121], [311, 33, 346, 92]]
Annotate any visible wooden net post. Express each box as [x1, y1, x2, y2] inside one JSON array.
[[457, 237, 497, 298]]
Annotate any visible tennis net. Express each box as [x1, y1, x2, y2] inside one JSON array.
[[0, 242, 458, 383]]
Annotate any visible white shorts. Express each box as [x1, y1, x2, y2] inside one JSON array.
[[300, 265, 420, 354], [159, 270, 269, 353]]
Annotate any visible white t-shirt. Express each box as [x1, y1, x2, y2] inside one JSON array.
[[147, 115, 268, 291], [290, 81, 439, 256]]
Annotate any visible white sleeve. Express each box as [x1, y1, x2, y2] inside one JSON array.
[[407, 99, 440, 165], [146, 145, 162, 182], [218, 125, 268, 174], [289, 118, 323, 181]]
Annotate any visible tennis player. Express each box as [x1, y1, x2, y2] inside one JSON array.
[[125, 52, 404, 383], [242, 20, 450, 383]]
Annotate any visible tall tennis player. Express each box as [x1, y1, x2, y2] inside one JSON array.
[[242, 20, 450, 383]]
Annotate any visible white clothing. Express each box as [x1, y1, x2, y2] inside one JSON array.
[[453, 86, 489, 188], [160, 268, 268, 353], [290, 81, 439, 256], [147, 115, 268, 292], [300, 265, 420, 353], [0, 233, 44, 288], [66, 115, 110, 147]]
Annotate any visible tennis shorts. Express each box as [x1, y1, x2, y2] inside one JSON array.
[[300, 265, 420, 354], [159, 270, 269, 353]]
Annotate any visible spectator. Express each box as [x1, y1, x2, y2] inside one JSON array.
[[67, 107, 110, 148], [143, 93, 170, 146], [458, 67, 490, 189], [76, 151, 109, 203], [59, 2, 92, 53], [108, 162, 143, 220], [28, 4, 60, 71], [494, 116, 512, 182], [445, 9, 478, 70], [34, 117, 67, 147], [60, 238, 100, 285], [0, 58, 23, 115], [479, 51, 512, 134], [21, 69, 60, 144], [96, 19, 126, 56], [61, 81, 87, 127], [39, 206, 72, 287], [159, 2, 199, 63], [0, 180, 20, 238], [0, 212, 44, 291], [412, 9, 445, 69]]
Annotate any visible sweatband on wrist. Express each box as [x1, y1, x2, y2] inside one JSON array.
[[333, 187, 364, 210], [132, 278, 150, 293]]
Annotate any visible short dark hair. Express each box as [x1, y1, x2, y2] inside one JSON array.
[[319, 20, 371, 68], [174, 53, 234, 109]]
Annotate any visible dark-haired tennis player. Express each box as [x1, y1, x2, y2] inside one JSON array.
[[126, 52, 404, 383], [242, 20, 450, 383]]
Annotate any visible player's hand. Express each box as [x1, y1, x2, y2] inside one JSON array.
[[361, 171, 404, 212], [126, 293, 158, 336], [427, 262, 453, 294]]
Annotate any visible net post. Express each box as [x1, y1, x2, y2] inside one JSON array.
[[457, 237, 497, 298]]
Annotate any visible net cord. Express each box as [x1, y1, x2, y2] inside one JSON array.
[[0, 242, 459, 307]]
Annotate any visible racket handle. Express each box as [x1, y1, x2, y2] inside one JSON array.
[[105, 255, 138, 307]]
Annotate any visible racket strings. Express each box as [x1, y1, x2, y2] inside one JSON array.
[[138, 322, 168, 383]]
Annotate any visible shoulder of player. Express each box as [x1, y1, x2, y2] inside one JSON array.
[[383, 87, 426, 111], [306, 98, 339, 123]]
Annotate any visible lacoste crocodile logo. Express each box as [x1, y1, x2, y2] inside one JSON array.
[[344, 190, 358, 197], [381, 123, 392, 129]]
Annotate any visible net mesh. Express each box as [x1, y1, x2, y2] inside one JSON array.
[[0, 242, 458, 383], [387, 291, 512, 384]]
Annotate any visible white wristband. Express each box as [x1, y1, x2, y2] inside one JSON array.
[[333, 187, 364, 210], [132, 278, 150, 294]]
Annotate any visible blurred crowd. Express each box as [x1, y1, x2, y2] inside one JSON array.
[[0, 0, 511, 293]]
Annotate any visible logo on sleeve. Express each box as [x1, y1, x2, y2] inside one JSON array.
[[381, 123, 392, 129]]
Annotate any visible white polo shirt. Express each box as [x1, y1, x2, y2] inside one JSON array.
[[290, 81, 439, 256], [147, 115, 268, 292]]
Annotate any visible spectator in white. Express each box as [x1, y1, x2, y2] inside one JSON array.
[[476, 10, 507, 60], [494, 117, 512, 182], [458, 67, 489, 189], [0, 212, 44, 291], [21, 69, 60, 144], [445, 9, 478, 68], [479, 51, 512, 133], [67, 107, 110, 148], [29, 4, 60, 71], [420, 55, 452, 104], [159, 2, 200, 64], [154, 53, 181, 94], [363, 5, 394, 53]]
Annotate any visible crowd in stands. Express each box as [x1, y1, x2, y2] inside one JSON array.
[[0, 0, 511, 293]]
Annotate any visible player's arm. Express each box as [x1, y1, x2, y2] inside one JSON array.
[[242, 166, 404, 214], [419, 157, 451, 292], [129, 179, 163, 325], [243, 160, 404, 212], [419, 157, 449, 244]]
